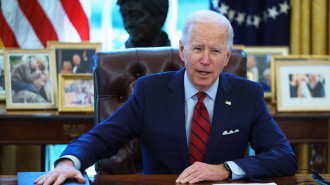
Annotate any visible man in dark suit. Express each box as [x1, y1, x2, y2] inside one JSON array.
[[35, 10, 297, 185], [72, 51, 89, 73]]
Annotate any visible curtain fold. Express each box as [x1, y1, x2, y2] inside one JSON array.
[[312, 0, 327, 54], [290, 0, 329, 55], [290, 0, 300, 54], [301, 0, 311, 55]]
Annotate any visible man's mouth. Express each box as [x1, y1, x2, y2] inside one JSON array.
[[198, 71, 211, 75]]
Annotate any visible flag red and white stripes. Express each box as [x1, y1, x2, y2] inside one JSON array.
[[0, 0, 90, 49]]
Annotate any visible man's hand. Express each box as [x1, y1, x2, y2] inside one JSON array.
[[34, 159, 86, 185], [176, 162, 229, 184]]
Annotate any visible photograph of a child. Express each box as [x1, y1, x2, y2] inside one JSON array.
[[56, 49, 96, 74], [289, 73, 325, 98], [9, 54, 53, 104], [64, 79, 94, 107]]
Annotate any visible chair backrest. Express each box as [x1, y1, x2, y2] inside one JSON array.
[[93, 47, 246, 174]]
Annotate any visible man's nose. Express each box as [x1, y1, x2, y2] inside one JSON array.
[[201, 51, 211, 65]]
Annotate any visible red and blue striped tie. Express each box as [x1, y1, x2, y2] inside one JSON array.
[[189, 92, 210, 164]]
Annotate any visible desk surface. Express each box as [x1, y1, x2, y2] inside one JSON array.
[[0, 174, 328, 185]]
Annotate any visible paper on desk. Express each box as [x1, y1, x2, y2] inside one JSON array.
[[213, 183, 276, 185]]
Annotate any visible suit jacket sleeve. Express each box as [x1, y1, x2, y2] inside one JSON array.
[[233, 83, 298, 181]]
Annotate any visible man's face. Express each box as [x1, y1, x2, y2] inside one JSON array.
[[179, 22, 231, 92], [120, 1, 160, 43], [73, 55, 81, 65]]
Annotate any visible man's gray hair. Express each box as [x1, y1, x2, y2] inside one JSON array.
[[180, 10, 234, 51]]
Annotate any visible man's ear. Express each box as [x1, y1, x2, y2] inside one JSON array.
[[179, 41, 185, 62], [224, 47, 232, 66]]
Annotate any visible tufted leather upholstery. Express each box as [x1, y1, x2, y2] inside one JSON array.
[[93, 47, 246, 174]]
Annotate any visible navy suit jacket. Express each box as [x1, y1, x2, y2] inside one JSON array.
[[61, 68, 298, 181]]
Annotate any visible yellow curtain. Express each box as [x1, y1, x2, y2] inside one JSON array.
[[290, 0, 329, 55]]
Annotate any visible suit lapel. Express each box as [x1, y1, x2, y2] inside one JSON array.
[[165, 68, 190, 167], [204, 72, 233, 163]]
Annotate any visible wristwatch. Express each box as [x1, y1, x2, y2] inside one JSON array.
[[223, 162, 232, 180]]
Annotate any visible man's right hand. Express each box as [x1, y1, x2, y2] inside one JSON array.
[[34, 159, 86, 185]]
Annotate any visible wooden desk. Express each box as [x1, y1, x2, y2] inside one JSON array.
[[0, 174, 329, 185], [0, 111, 94, 144]]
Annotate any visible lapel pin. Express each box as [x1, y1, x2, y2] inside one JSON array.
[[225, 101, 231, 105]]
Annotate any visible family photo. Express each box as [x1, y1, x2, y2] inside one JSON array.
[[64, 78, 94, 107], [56, 49, 96, 74], [9, 54, 53, 104], [276, 61, 330, 112], [289, 73, 325, 98]]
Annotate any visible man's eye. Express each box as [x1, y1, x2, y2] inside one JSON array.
[[194, 47, 202, 50], [212, 50, 220, 53]]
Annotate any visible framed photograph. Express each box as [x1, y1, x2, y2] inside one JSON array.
[[59, 74, 93, 113], [0, 49, 5, 100], [271, 55, 330, 104], [4, 49, 57, 109], [47, 42, 101, 75], [276, 61, 330, 112], [245, 46, 289, 99]]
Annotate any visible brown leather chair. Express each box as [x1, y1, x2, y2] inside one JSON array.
[[93, 47, 247, 174]]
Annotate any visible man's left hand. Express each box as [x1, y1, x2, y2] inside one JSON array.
[[176, 162, 229, 184]]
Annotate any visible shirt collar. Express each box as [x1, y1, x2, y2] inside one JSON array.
[[184, 70, 219, 101]]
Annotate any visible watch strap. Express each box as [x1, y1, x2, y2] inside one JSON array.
[[223, 162, 232, 180]]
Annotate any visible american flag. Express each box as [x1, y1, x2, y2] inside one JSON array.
[[211, 0, 291, 45], [0, 0, 90, 49]]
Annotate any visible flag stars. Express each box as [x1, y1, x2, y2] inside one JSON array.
[[212, 0, 290, 28], [268, 6, 279, 20], [253, 15, 261, 28], [235, 12, 245, 25], [219, 3, 229, 15], [228, 9, 236, 21], [279, 1, 290, 14], [246, 15, 253, 26]]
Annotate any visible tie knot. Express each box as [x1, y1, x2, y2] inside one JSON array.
[[196, 92, 207, 103]]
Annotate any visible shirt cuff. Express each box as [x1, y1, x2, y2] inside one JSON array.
[[59, 155, 81, 170], [226, 161, 247, 180]]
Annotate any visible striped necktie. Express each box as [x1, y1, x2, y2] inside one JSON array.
[[189, 92, 210, 164]]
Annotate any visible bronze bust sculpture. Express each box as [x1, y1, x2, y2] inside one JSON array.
[[117, 0, 171, 48]]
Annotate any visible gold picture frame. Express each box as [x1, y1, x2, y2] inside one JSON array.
[[59, 73, 93, 113], [276, 61, 330, 112], [47, 41, 101, 75], [271, 55, 330, 104], [0, 49, 5, 100], [4, 49, 57, 109], [233, 45, 245, 50], [244, 46, 289, 99]]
